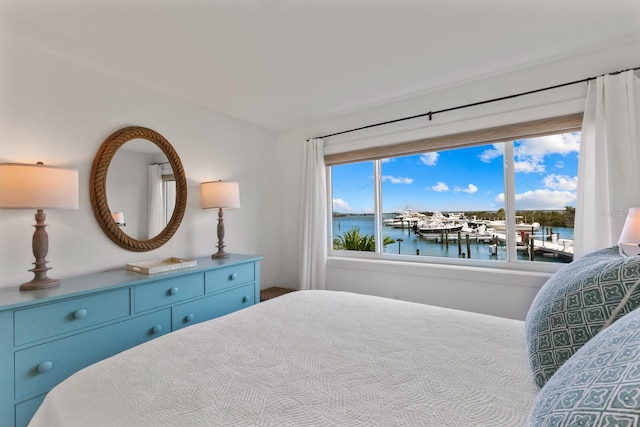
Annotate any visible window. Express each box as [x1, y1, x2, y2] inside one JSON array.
[[328, 115, 582, 266]]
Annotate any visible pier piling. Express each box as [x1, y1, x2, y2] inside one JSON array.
[[466, 234, 471, 258]]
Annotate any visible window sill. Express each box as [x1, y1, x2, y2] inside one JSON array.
[[327, 252, 556, 289]]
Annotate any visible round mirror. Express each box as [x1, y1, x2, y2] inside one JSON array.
[[90, 126, 187, 251]]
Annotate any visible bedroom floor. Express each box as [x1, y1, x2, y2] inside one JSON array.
[[260, 287, 296, 302]]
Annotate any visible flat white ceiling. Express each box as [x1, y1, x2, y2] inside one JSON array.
[[2, 0, 640, 131]]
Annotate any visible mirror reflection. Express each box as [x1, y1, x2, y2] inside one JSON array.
[[106, 139, 177, 241]]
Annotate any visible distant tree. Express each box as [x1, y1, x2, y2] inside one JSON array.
[[563, 206, 575, 227], [333, 227, 396, 251], [514, 208, 575, 228]]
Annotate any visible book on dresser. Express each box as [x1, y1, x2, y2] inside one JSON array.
[[0, 254, 262, 427]]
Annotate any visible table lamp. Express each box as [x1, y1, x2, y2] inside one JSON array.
[[0, 162, 79, 290], [618, 207, 640, 257], [112, 212, 126, 226], [200, 180, 240, 258]]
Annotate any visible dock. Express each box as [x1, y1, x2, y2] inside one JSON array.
[[492, 231, 574, 258], [415, 229, 574, 260]]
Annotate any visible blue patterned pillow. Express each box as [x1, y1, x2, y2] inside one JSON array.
[[526, 246, 640, 388], [529, 306, 640, 426]]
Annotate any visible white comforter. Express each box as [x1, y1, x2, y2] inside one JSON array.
[[30, 291, 538, 426]]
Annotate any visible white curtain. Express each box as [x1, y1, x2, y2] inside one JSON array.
[[575, 70, 640, 258], [147, 164, 165, 239], [299, 138, 327, 290]]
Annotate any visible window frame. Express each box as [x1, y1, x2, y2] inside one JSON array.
[[326, 114, 583, 274]]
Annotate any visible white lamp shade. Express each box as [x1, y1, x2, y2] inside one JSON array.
[[619, 208, 640, 256], [200, 181, 240, 210], [0, 163, 79, 209]]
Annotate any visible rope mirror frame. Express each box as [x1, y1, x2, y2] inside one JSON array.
[[90, 126, 188, 252]]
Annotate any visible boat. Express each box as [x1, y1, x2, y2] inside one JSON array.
[[414, 212, 465, 234], [466, 216, 489, 230], [487, 216, 540, 232], [416, 222, 464, 234], [383, 210, 427, 228]]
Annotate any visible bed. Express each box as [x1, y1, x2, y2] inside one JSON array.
[[30, 290, 537, 426], [28, 246, 640, 426]]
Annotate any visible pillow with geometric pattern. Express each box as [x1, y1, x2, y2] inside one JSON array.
[[525, 246, 640, 388], [528, 306, 640, 426]]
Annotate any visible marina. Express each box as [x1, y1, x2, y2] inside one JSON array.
[[333, 213, 574, 263]]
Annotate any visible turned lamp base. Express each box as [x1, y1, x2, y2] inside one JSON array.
[[19, 209, 61, 291], [20, 277, 60, 291], [211, 208, 231, 258], [212, 250, 231, 259]]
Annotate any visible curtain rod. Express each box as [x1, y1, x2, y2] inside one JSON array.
[[309, 65, 640, 141]]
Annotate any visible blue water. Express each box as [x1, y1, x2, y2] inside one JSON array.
[[332, 214, 574, 263]]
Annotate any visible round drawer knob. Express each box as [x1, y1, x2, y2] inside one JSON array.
[[185, 314, 195, 323], [37, 361, 53, 374], [229, 273, 238, 281], [152, 324, 163, 334], [169, 287, 179, 296], [73, 308, 88, 319], [242, 296, 249, 303]]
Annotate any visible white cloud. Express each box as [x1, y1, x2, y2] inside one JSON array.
[[454, 184, 478, 193], [431, 182, 449, 192], [420, 152, 439, 166], [511, 133, 580, 174], [515, 159, 545, 173], [555, 161, 565, 169], [462, 184, 478, 194], [479, 144, 503, 163], [382, 175, 413, 184], [516, 133, 580, 158], [333, 198, 353, 212], [478, 133, 580, 169], [494, 189, 576, 210], [543, 174, 577, 191]]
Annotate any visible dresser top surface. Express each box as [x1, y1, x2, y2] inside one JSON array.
[[0, 254, 262, 311]]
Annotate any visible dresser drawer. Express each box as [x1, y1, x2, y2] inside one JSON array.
[[173, 283, 255, 330], [14, 289, 130, 346], [15, 394, 45, 427], [212, 283, 255, 317], [205, 263, 255, 293], [134, 273, 204, 313], [15, 308, 170, 399], [172, 294, 218, 330]]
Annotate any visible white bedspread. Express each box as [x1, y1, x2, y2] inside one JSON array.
[[29, 291, 538, 426]]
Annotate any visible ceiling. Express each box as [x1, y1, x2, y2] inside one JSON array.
[[2, 0, 640, 131]]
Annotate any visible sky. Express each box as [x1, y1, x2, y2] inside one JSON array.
[[332, 132, 581, 214]]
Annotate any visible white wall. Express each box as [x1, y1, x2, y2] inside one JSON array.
[[277, 41, 640, 320], [0, 41, 282, 289]]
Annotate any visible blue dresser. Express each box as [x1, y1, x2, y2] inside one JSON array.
[[0, 254, 262, 427]]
